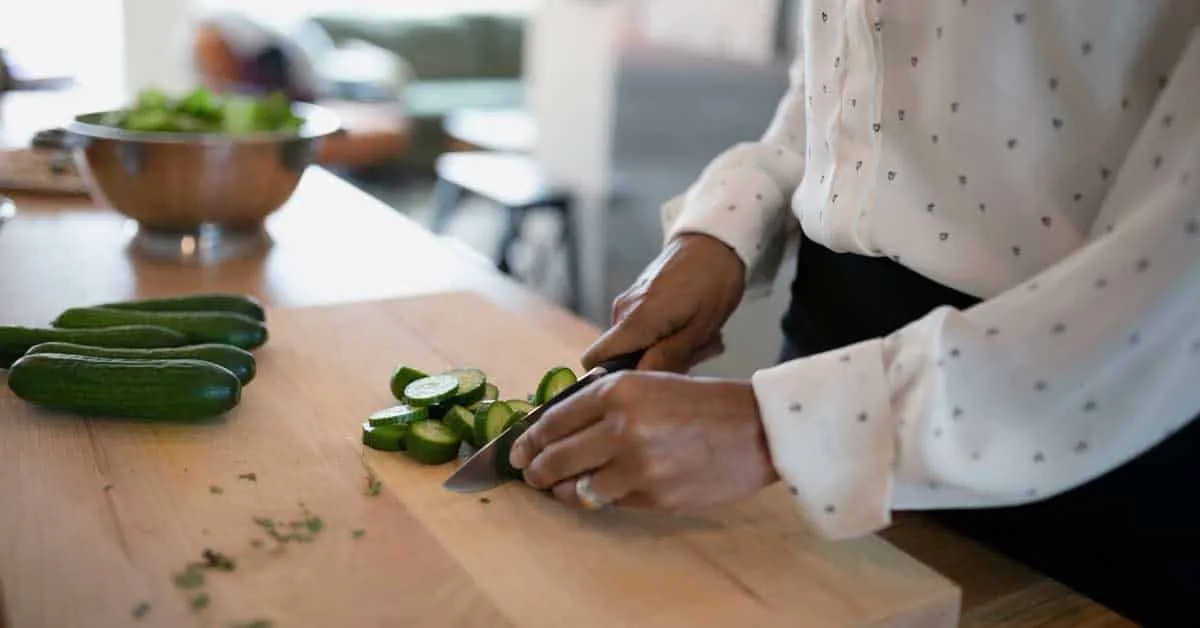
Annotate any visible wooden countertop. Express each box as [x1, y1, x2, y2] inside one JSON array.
[[0, 170, 1132, 627]]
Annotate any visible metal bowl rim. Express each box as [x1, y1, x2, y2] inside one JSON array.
[[67, 101, 341, 144]]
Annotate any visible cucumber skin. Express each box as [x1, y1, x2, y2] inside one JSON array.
[[53, 307, 268, 350], [8, 354, 241, 421], [100, 293, 266, 322], [495, 422, 529, 481], [445, 368, 487, 407], [0, 325, 188, 369], [390, 366, 429, 402], [25, 342, 256, 385], [404, 421, 461, 465], [535, 367, 577, 406]]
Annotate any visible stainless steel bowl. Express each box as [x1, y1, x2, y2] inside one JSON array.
[[67, 103, 340, 263]]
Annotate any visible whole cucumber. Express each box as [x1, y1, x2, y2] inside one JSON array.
[[25, 342, 257, 385], [8, 354, 242, 421], [0, 325, 188, 369], [52, 307, 268, 350], [99, 293, 266, 322]]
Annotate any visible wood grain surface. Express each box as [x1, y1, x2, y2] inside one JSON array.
[[0, 293, 960, 627]]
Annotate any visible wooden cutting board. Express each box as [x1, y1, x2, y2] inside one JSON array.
[[0, 292, 960, 628]]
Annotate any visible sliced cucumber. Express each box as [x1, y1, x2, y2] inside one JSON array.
[[443, 406, 476, 443], [506, 399, 535, 416], [390, 366, 429, 401], [362, 422, 408, 451], [444, 368, 487, 407], [535, 367, 577, 405], [481, 382, 499, 402], [403, 375, 458, 408], [477, 401, 519, 446], [495, 422, 529, 481], [405, 421, 461, 465], [368, 404, 427, 427]]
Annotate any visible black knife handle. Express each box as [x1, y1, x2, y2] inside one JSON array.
[[594, 350, 646, 375]]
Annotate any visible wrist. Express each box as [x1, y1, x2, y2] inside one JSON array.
[[726, 380, 781, 487], [672, 233, 747, 292]]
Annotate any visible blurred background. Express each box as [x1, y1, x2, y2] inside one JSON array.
[[0, 0, 799, 378]]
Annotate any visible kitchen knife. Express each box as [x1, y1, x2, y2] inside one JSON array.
[[442, 351, 644, 493]]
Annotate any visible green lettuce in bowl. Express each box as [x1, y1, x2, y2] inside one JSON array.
[[100, 88, 305, 135]]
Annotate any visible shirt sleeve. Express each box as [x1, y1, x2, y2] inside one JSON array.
[[660, 47, 807, 292], [751, 31, 1200, 540]]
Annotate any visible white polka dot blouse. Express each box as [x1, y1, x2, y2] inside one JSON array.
[[661, 1, 1200, 540]]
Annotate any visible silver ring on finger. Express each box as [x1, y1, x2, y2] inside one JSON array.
[[575, 473, 609, 510]]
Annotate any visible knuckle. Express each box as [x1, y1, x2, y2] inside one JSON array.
[[603, 372, 636, 403]]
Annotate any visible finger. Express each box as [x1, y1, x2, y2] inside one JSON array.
[[550, 462, 637, 509], [508, 379, 610, 470], [581, 306, 672, 369], [638, 323, 712, 373], [523, 417, 619, 489], [690, 334, 726, 365]]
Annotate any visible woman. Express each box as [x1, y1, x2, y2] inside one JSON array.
[[507, 2, 1200, 625]]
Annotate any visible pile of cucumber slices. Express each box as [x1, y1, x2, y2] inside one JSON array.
[[363, 365, 578, 467], [0, 293, 267, 421]]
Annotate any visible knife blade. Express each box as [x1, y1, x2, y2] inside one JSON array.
[[442, 351, 644, 493]]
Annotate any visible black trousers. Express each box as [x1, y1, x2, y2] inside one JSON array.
[[780, 236, 1200, 628]]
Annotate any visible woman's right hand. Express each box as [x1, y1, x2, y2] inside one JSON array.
[[582, 234, 746, 373]]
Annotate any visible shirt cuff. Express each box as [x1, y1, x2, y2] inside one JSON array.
[[751, 338, 896, 540]]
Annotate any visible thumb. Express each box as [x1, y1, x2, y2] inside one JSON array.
[[581, 306, 670, 370]]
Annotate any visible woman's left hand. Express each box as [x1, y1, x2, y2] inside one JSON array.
[[507, 371, 779, 512]]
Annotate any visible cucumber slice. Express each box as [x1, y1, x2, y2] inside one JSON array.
[[495, 422, 529, 480], [405, 421, 461, 465], [362, 421, 408, 451], [535, 367, 577, 405], [368, 404, 427, 427], [390, 366, 429, 401], [443, 406, 476, 442], [481, 382, 499, 402], [403, 375, 458, 407], [480, 403, 523, 446], [444, 368, 487, 406], [505, 399, 535, 418], [478, 401, 519, 445]]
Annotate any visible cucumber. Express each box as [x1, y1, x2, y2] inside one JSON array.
[[390, 366, 428, 401], [25, 342, 256, 385], [405, 421, 461, 465], [427, 403, 452, 420], [506, 399, 535, 417], [443, 405, 476, 442], [368, 404, 427, 427], [469, 403, 494, 447], [403, 375, 458, 408], [52, 307, 268, 350], [8, 354, 241, 421], [443, 368, 487, 407], [0, 325, 188, 369], [362, 421, 408, 451], [495, 422, 529, 480], [476, 401, 518, 446], [99, 293, 265, 322], [535, 367, 577, 405], [481, 382, 499, 402]]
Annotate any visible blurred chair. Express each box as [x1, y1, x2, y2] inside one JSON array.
[[431, 108, 579, 310]]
